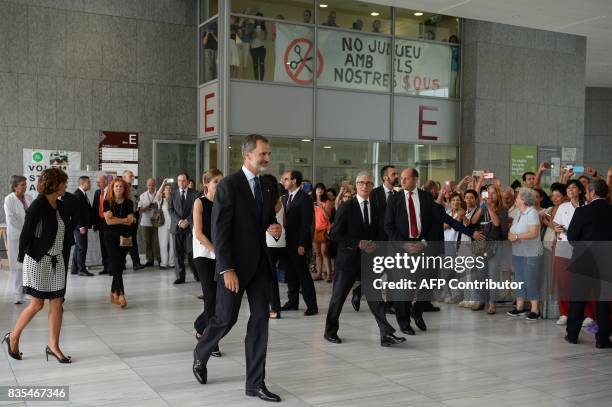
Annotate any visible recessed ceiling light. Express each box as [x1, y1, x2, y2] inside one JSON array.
[[320, 4, 328, 8], [228, 146, 232, 149], [301, 139, 311, 142], [414, 12, 423, 16], [370, 12, 380, 17], [209, 140, 216, 144], [323, 146, 332, 149], [416, 144, 425, 148]]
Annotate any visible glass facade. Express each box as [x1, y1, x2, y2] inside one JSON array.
[[197, 1, 462, 187]]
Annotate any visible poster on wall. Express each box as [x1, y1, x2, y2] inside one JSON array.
[[23, 149, 81, 199], [99, 131, 139, 186], [510, 144, 537, 182], [274, 24, 452, 95]]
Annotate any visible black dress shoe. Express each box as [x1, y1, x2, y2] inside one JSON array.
[[423, 303, 441, 312], [173, 278, 186, 285], [192, 353, 207, 384], [351, 292, 360, 312], [159, 266, 167, 269], [304, 308, 318, 316], [71, 270, 78, 275], [401, 326, 415, 336], [280, 303, 298, 311], [78, 270, 94, 276], [324, 333, 342, 344], [246, 383, 281, 402], [564, 335, 578, 344], [381, 334, 406, 347], [596, 340, 612, 349], [144, 262, 154, 267], [133, 264, 145, 271], [98, 270, 109, 275], [413, 316, 427, 331]]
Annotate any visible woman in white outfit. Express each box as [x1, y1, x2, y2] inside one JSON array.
[[156, 181, 175, 269], [3, 175, 33, 304]]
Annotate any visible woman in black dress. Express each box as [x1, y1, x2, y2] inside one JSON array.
[[193, 169, 223, 357], [103, 177, 134, 309], [3, 168, 72, 363]]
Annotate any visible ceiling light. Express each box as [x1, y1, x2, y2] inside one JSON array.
[[370, 12, 380, 17], [414, 12, 423, 16], [323, 146, 332, 149], [320, 4, 328, 8], [416, 144, 425, 148], [301, 139, 311, 142], [209, 140, 216, 144]]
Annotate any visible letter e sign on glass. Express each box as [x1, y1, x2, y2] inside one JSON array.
[[199, 82, 219, 137]]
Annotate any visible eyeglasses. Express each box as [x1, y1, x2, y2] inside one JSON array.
[[356, 181, 373, 187]]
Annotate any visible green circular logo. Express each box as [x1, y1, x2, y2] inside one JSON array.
[[32, 152, 43, 162]]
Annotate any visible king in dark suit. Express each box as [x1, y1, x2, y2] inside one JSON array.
[[566, 179, 612, 348], [193, 134, 282, 402], [169, 172, 198, 284], [324, 171, 406, 347]]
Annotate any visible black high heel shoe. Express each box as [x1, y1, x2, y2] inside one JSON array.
[[2, 332, 22, 360], [45, 346, 71, 363]]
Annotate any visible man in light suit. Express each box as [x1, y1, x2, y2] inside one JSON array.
[[169, 171, 198, 284], [193, 134, 282, 402]]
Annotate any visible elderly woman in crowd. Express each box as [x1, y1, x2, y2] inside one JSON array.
[[3, 175, 34, 304], [507, 187, 544, 321], [3, 168, 72, 363]]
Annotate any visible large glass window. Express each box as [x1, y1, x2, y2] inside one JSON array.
[[200, 19, 219, 84], [201, 139, 218, 171], [395, 9, 460, 43], [317, 1, 391, 34], [153, 141, 199, 185], [230, 19, 315, 84], [317, 28, 391, 92], [315, 140, 388, 189], [229, 136, 313, 179], [200, 0, 218, 23], [232, 0, 315, 24], [392, 143, 456, 185]]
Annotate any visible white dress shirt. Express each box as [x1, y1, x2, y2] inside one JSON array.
[[403, 188, 422, 238], [242, 165, 258, 197], [383, 185, 393, 201], [356, 195, 371, 225]]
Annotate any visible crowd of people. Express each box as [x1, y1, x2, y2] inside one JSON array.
[[3, 134, 612, 402]]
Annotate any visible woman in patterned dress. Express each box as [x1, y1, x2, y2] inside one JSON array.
[[2, 168, 71, 363]]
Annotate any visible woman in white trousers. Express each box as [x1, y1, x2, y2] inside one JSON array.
[[156, 182, 175, 269], [3, 175, 33, 304]]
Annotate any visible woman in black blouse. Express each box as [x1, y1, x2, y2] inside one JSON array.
[[103, 177, 134, 309], [193, 169, 223, 357], [3, 168, 72, 363]]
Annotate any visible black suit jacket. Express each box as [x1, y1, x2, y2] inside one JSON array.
[[370, 185, 396, 239], [61, 191, 79, 246], [92, 188, 105, 230], [169, 188, 198, 233], [568, 199, 612, 242], [384, 188, 434, 241], [281, 189, 314, 250], [330, 197, 384, 272], [74, 188, 93, 229], [211, 170, 277, 285]]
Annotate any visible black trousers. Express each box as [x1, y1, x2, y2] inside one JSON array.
[[71, 229, 88, 273], [267, 247, 284, 313], [284, 248, 318, 311], [127, 223, 141, 267], [567, 301, 611, 343], [194, 258, 271, 390], [250, 46, 266, 80], [105, 232, 130, 294], [325, 266, 395, 338], [97, 223, 110, 273], [194, 257, 217, 334], [174, 229, 196, 280]]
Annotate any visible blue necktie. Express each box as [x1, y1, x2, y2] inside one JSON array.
[[253, 176, 263, 220]]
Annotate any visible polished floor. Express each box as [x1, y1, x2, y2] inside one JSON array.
[[1, 266, 612, 407]]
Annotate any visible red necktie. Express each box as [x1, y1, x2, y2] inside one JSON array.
[[407, 191, 418, 238]]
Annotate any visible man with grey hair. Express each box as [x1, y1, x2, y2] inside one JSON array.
[[122, 170, 145, 271], [138, 178, 161, 267], [325, 171, 406, 347], [193, 134, 282, 402]]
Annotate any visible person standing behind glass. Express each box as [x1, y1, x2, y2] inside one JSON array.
[[103, 178, 134, 309], [193, 170, 223, 357], [202, 23, 218, 83], [238, 9, 255, 79], [3, 175, 33, 304], [507, 188, 544, 321], [250, 13, 267, 81], [156, 181, 175, 269], [3, 168, 71, 363]]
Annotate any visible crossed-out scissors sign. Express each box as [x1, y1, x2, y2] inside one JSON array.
[[283, 37, 324, 85]]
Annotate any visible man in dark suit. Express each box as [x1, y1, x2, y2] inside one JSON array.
[[566, 179, 612, 348], [169, 171, 198, 284], [279, 170, 318, 315], [71, 176, 94, 276], [193, 134, 282, 402], [60, 190, 79, 278], [325, 171, 406, 347], [93, 175, 110, 275]]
